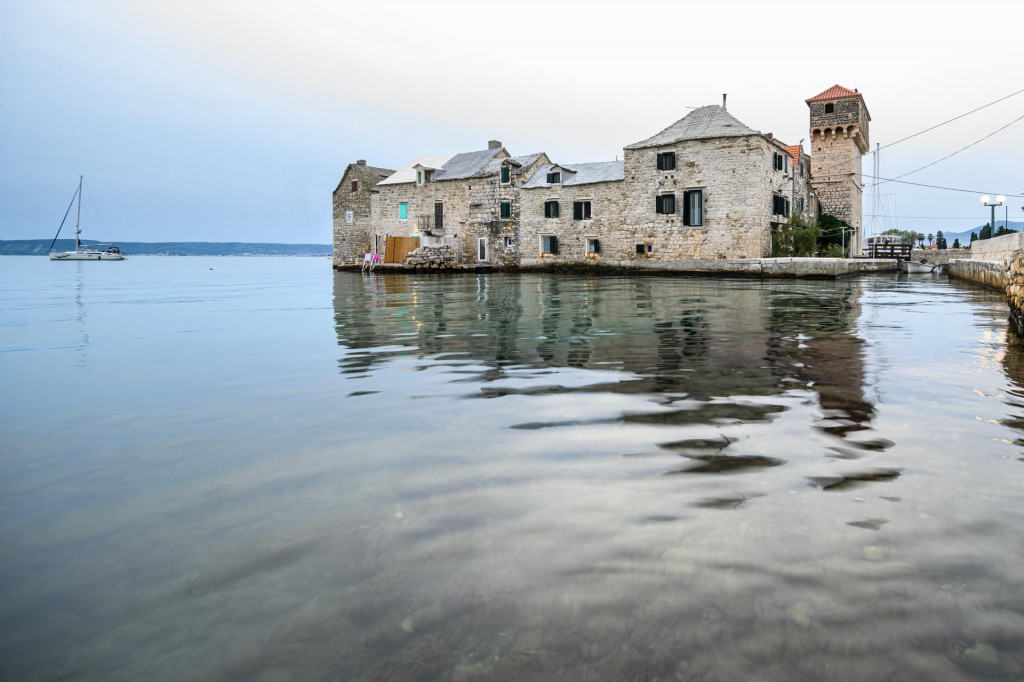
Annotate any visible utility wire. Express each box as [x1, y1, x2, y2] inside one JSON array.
[[885, 112, 1024, 181], [873, 87, 1024, 154], [861, 174, 1024, 198]]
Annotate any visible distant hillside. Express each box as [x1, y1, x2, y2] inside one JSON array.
[[939, 221, 1023, 246], [0, 240, 331, 256]]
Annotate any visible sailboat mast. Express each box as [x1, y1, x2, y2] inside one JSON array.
[[75, 175, 83, 250]]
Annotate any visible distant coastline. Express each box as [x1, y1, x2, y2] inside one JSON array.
[[0, 240, 331, 257]]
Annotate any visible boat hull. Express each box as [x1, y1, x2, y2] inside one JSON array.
[[899, 261, 934, 274], [49, 251, 125, 261]]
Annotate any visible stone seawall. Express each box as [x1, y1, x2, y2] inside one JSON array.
[[969, 232, 1024, 263], [949, 259, 1008, 291], [910, 248, 970, 265], [1008, 255, 1024, 336], [336, 257, 898, 279]]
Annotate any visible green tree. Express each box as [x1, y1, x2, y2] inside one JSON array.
[[927, 233, 934, 246], [936, 231, 947, 249], [952, 238, 961, 249], [994, 225, 1018, 237], [817, 214, 852, 255], [772, 213, 821, 257], [970, 231, 978, 243], [979, 223, 992, 240], [881, 228, 919, 245], [917, 233, 926, 247]]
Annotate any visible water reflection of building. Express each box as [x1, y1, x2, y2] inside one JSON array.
[[332, 272, 873, 431]]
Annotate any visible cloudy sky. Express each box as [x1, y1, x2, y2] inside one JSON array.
[[2, 0, 1022, 244]]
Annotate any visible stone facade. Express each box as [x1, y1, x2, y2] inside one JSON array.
[[334, 87, 868, 269], [807, 86, 870, 254], [332, 161, 395, 267], [910, 247, 970, 265], [369, 147, 548, 268], [520, 169, 628, 266]]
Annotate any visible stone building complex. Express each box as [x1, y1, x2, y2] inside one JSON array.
[[333, 86, 868, 268]]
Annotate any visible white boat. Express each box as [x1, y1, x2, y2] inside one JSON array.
[[48, 176, 125, 261], [899, 260, 935, 274]]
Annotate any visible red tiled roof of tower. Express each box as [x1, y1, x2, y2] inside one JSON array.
[[784, 145, 802, 166], [806, 85, 860, 103]]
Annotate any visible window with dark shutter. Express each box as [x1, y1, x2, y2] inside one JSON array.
[[663, 152, 675, 170], [549, 236, 559, 254], [784, 198, 790, 217], [588, 238, 600, 254], [544, 200, 559, 218], [501, 166, 510, 183], [573, 201, 591, 220], [500, 201, 511, 219], [656, 153, 664, 171], [351, 181, 358, 192], [656, 194, 675, 214], [546, 172, 561, 184], [636, 244, 645, 254]]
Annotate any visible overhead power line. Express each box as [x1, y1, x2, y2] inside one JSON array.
[[888, 112, 1024, 180], [862, 174, 1024, 198], [873, 87, 1024, 154]]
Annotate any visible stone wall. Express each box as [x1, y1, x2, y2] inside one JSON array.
[[1008, 255, 1024, 336], [519, 180, 629, 266], [404, 245, 458, 270], [621, 135, 773, 261], [808, 96, 868, 252], [333, 167, 374, 267], [370, 152, 547, 268], [910, 248, 970, 265], [949, 259, 1008, 290], [967, 232, 1024, 263]]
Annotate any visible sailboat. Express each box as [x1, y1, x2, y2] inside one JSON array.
[[48, 175, 125, 261]]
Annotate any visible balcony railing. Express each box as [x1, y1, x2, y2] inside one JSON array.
[[416, 214, 443, 233]]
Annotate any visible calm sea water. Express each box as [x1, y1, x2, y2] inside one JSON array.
[[2, 256, 1024, 681]]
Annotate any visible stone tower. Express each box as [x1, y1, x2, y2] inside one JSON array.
[[807, 85, 870, 253]]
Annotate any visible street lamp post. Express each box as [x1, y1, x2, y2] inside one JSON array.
[[981, 194, 1006, 236]]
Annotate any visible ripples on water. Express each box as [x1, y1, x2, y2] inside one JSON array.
[[2, 257, 1024, 681]]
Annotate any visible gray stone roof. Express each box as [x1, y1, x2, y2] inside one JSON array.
[[433, 148, 505, 181], [335, 162, 396, 194], [522, 161, 625, 189], [624, 105, 761, 150], [474, 152, 546, 179]]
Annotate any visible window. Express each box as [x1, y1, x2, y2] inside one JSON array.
[[416, 170, 423, 186], [544, 200, 559, 218], [500, 166, 511, 183], [683, 189, 703, 226], [799, 160, 804, 177], [636, 243, 652, 254], [541, 235, 559, 254], [772, 195, 791, 217], [799, 197, 805, 213], [500, 201, 512, 220], [546, 172, 561, 184], [773, 152, 785, 171], [399, 202, 408, 220], [504, 237, 514, 247], [477, 237, 488, 262], [655, 193, 676, 214], [345, 210, 353, 225], [351, 181, 358, 192], [573, 201, 592, 220], [587, 238, 600, 254], [657, 152, 676, 171], [825, 103, 835, 114]]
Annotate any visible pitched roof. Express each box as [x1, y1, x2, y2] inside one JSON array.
[[805, 84, 861, 103], [783, 144, 803, 166], [522, 161, 625, 189], [378, 154, 456, 185], [335, 162, 395, 193], [475, 152, 547, 179], [433, 148, 505, 181], [625, 105, 760, 150]]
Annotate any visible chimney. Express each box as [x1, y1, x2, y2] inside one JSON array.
[[722, 94, 727, 110], [356, 159, 366, 165], [488, 140, 502, 150]]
